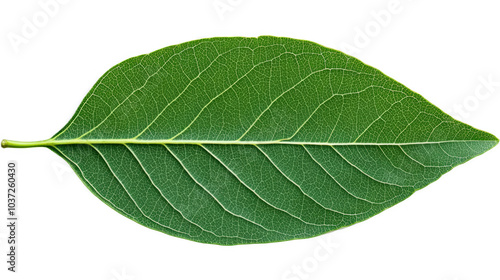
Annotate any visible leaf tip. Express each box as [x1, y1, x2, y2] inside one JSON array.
[[1, 139, 7, 148], [486, 132, 499, 146]]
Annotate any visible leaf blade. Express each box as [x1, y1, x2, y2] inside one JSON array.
[[13, 36, 498, 244]]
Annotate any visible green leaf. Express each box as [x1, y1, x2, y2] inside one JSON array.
[[2, 36, 497, 245]]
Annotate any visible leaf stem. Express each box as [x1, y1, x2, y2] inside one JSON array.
[[1, 139, 52, 148]]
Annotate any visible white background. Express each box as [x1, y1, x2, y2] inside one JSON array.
[[0, 1, 499, 279]]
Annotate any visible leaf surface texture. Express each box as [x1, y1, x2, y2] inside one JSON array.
[[45, 36, 497, 244]]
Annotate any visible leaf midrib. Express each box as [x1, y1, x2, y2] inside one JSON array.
[[2, 138, 497, 148]]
